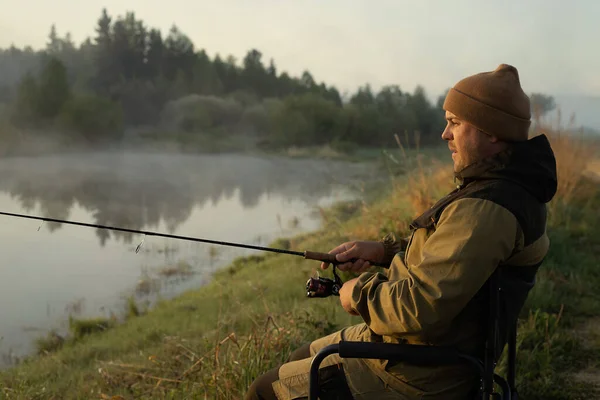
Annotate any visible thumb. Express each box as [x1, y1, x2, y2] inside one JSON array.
[[336, 244, 358, 263]]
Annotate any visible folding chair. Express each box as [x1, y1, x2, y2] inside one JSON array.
[[308, 269, 519, 399]]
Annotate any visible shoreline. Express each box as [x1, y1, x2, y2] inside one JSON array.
[[0, 152, 389, 371], [1, 139, 599, 399]]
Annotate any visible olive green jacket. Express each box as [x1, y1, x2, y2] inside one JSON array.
[[348, 134, 557, 396]]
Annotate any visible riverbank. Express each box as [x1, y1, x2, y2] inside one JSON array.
[[0, 122, 442, 163], [1, 131, 599, 399]]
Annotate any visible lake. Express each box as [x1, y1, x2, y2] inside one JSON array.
[[0, 151, 379, 368]]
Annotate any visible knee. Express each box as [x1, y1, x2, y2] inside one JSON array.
[[245, 366, 279, 400], [286, 342, 312, 362]]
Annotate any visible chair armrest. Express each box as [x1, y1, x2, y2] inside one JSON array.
[[309, 341, 488, 400], [339, 341, 467, 365]]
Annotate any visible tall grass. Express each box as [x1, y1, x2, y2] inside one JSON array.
[[533, 112, 600, 226], [346, 121, 600, 397], [0, 124, 598, 399]]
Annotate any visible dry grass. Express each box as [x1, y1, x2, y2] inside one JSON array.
[[91, 313, 325, 399], [585, 159, 600, 180], [405, 159, 454, 216], [2, 124, 599, 400], [357, 116, 600, 239], [529, 112, 600, 229], [346, 133, 454, 240], [535, 118, 598, 202]]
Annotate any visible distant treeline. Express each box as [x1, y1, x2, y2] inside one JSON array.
[[0, 9, 558, 150]]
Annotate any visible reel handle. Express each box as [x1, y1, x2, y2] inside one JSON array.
[[303, 250, 387, 268]]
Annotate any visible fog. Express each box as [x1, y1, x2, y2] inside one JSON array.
[[0, 150, 379, 367]]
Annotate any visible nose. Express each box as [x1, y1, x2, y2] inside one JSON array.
[[441, 125, 452, 141]]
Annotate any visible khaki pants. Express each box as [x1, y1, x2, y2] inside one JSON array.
[[271, 324, 477, 400]]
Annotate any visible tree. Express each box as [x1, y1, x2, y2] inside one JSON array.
[[46, 25, 61, 54], [241, 49, 269, 96], [530, 93, 556, 118], [163, 25, 195, 81], [350, 84, 375, 107], [406, 85, 439, 143], [0, 7, 454, 149], [92, 8, 116, 94], [11, 72, 40, 125], [37, 56, 70, 119], [58, 94, 123, 141], [146, 28, 164, 79]]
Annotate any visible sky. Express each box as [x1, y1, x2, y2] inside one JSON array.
[[0, 0, 599, 102]]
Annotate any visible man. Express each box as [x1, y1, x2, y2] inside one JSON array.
[[246, 64, 558, 399]]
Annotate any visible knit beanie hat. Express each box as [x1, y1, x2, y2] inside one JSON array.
[[443, 64, 531, 142]]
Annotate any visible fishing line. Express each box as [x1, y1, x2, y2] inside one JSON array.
[[0, 210, 384, 268], [0, 210, 388, 298]]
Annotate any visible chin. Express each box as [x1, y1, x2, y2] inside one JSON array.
[[452, 161, 465, 173], [451, 160, 459, 171]]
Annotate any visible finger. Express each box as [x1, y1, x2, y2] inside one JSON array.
[[321, 243, 352, 269], [353, 259, 372, 273], [350, 260, 370, 273], [328, 242, 352, 256], [348, 259, 363, 273], [336, 244, 359, 263], [360, 261, 371, 272], [335, 261, 355, 272]]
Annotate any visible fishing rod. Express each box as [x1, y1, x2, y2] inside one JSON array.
[[0, 210, 386, 298]]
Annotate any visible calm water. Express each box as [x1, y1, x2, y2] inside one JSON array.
[[0, 151, 377, 367]]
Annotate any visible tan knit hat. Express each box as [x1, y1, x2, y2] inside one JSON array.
[[443, 64, 531, 142]]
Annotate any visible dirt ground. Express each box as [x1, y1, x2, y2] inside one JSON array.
[[572, 317, 600, 394]]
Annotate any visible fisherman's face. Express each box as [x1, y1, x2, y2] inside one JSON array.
[[441, 111, 501, 172]]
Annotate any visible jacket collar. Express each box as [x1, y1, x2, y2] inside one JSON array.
[[454, 147, 513, 187]]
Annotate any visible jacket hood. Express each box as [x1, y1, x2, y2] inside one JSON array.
[[455, 134, 558, 203]]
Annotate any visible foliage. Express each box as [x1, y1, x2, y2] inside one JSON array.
[[36, 56, 70, 119], [1, 131, 598, 399], [57, 93, 124, 141], [531, 93, 557, 118], [0, 9, 453, 151], [0, 9, 564, 153]]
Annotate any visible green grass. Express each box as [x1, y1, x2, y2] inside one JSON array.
[[1, 140, 599, 399], [497, 197, 600, 398]]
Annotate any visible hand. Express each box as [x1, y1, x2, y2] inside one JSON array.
[[320, 240, 384, 273], [339, 277, 359, 315]]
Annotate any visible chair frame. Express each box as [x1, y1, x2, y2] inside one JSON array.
[[308, 270, 519, 400]]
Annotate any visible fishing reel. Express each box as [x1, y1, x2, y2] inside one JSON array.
[[306, 265, 343, 298]]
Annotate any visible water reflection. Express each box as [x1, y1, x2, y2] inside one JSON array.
[[0, 152, 378, 367], [0, 152, 374, 245]]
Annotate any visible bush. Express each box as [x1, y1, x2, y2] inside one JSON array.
[[240, 103, 272, 135], [161, 94, 244, 134], [268, 93, 343, 147], [68, 316, 115, 339], [34, 330, 65, 355], [57, 94, 124, 142]]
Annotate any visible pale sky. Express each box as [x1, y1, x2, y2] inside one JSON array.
[[1, 0, 599, 101]]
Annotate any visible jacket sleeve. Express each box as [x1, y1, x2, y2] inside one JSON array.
[[349, 197, 519, 337], [379, 232, 410, 266]]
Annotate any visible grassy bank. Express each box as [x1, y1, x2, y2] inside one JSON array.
[[1, 128, 599, 399]]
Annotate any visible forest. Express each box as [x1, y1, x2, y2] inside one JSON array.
[[0, 9, 557, 151]]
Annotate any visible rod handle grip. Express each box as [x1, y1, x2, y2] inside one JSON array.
[[303, 251, 386, 267], [304, 251, 337, 264]]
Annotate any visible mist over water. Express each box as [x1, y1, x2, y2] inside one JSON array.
[[0, 151, 378, 367]]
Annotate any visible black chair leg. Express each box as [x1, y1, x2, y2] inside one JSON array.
[[493, 374, 511, 400], [308, 344, 340, 400]]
